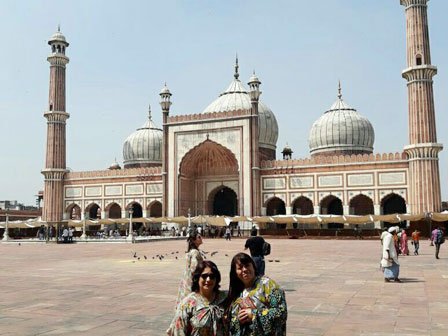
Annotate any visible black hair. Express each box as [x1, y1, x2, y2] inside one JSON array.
[[191, 260, 221, 293], [187, 230, 201, 252], [228, 252, 256, 303]]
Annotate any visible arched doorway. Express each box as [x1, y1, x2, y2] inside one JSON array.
[[266, 197, 286, 228], [320, 195, 343, 228], [67, 204, 81, 220], [86, 203, 101, 219], [381, 193, 407, 228], [349, 194, 374, 215], [107, 203, 121, 219], [127, 202, 143, 233], [148, 201, 162, 217], [292, 197, 314, 215], [210, 187, 237, 216], [179, 140, 239, 216]]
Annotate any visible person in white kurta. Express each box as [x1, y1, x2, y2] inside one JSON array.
[[381, 227, 400, 282]]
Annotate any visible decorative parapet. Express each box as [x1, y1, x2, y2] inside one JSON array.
[[260, 152, 408, 169], [167, 109, 250, 124], [66, 166, 162, 179]]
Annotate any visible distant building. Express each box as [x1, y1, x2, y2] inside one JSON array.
[[0, 200, 38, 211]]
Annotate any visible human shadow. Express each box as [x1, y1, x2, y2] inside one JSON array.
[[398, 278, 424, 283]]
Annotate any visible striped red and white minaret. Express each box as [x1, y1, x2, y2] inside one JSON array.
[[42, 26, 70, 223], [401, 0, 443, 214]]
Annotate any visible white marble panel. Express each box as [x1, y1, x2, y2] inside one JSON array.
[[126, 184, 144, 195], [65, 187, 82, 198], [105, 185, 122, 196], [290, 176, 313, 189], [263, 178, 286, 190], [85, 186, 102, 197], [379, 172, 406, 185], [318, 175, 343, 187], [348, 174, 373, 186], [147, 183, 162, 194]]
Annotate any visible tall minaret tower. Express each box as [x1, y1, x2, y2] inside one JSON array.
[[42, 26, 70, 223], [401, 0, 443, 213]]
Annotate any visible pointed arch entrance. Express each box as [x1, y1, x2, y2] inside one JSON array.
[[320, 195, 343, 229], [209, 186, 238, 216], [178, 140, 239, 216]]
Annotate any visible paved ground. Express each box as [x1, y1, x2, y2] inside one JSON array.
[[0, 238, 447, 336]]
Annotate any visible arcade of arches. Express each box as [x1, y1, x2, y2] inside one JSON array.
[[178, 140, 239, 216]]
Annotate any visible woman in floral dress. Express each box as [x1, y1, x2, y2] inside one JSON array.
[[228, 252, 287, 336], [171, 260, 228, 336], [168, 230, 204, 334]]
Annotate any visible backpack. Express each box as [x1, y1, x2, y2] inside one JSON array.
[[262, 241, 271, 256], [437, 230, 445, 244]]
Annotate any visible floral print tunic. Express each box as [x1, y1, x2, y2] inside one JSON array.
[[229, 276, 287, 336], [171, 291, 228, 336], [174, 249, 204, 310]]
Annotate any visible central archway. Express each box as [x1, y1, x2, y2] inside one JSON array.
[[178, 140, 239, 216], [210, 187, 237, 216]]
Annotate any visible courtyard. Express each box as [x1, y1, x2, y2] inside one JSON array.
[[0, 238, 447, 336]]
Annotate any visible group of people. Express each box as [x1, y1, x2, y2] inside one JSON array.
[[381, 226, 445, 283], [61, 226, 74, 243], [167, 229, 287, 335]]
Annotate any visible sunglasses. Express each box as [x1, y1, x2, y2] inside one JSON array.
[[200, 273, 217, 280]]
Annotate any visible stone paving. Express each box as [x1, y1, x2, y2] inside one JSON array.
[[0, 238, 447, 335]]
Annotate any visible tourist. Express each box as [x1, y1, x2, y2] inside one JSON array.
[[198, 226, 203, 236], [411, 229, 420, 255], [380, 227, 389, 245], [228, 253, 287, 335], [250, 225, 257, 237], [62, 226, 69, 243], [381, 227, 401, 282], [237, 225, 242, 237], [225, 226, 231, 241], [167, 230, 204, 334], [68, 226, 74, 242], [244, 229, 266, 276], [431, 226, 445, 259], [170, 261, 228, 336], [48, 225, 54, 241], [400, 229, 409, 256]]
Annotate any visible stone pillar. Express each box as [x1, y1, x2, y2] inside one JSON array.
[[314, 206, 320, 215], [160, 85, 172, 216], [285, 206, 292, 215], [400, 0, 443, 213], [42, 28, 70, 226]]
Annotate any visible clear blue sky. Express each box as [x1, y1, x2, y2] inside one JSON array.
[[1, 0, 447, 206]]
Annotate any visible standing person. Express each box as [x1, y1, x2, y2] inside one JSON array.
[[48, 225, 54, 241], [167, 231, 204, 334], [68, 226, 74, 242], [411, 229, 420, 255], [170, 261, 228, 336], [197, 225, 203, 236], [228, 253, 287, 336], [380, 227, 389, 245], [62, 227, 69, 243], [237, 225, 242, 237], [400, 229, 409, 256], [225, 226, 231, 241], [431, 226, 445, 259], [250, 225, 257, 237], [244, 230, 266, 276], [381, 227, 401, 282]]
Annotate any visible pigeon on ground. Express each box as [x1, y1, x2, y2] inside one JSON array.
[[18, 243, 21, 246], [138, 257, 140, 260], [175, 256, 178, 260], [144, 255, 147, 260], [133, 252, 137, 258], [211, 251, 218, 257], [225, 254, 228, 257], [152, 257, 154, 259]]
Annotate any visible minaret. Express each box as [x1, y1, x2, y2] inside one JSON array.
[[401, 0, 443, 213], [248, 70, 261, 216], [41, 26, 70, 223], [160, 84, 172, 217]]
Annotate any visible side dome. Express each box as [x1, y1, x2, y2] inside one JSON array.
[[202, 63, 278, 160], [123, 105, 163, 168], [308, 85, 375, 157]]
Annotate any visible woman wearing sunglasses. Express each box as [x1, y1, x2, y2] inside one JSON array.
[[168, 231, 204, 334], [228, 252, 287, 336], [170, 260, 228, 335]]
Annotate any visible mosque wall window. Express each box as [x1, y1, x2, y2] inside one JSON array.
[[416, 54, 422, 66]]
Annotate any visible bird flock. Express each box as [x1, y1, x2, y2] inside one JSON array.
[[130, 250, 229, 263]]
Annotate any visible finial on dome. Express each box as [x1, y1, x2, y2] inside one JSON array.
[[58, 24, 61, 32], [148, 104, 152, 120], [338, 80, 342, 100], [234, 53, 239, 80]]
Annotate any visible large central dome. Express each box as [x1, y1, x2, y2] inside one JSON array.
[[308, 85, 375, 157], [203, 61, 278, 160]]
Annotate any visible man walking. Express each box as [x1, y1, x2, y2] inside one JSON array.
[[381, 226, 401, 283], [411, 229, 420, 255], [431, 226, 445, 259], [244, 229, 266, 276]]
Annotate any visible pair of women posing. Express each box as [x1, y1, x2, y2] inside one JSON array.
[[168, 231, 287, 336]]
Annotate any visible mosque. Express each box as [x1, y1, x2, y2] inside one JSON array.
[[41, 0, 443, 231]]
